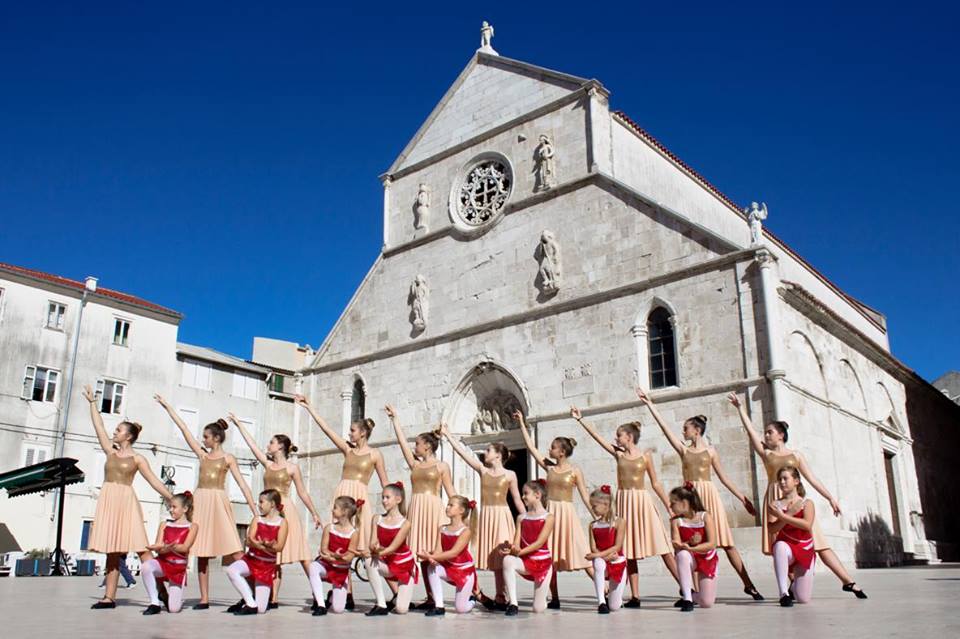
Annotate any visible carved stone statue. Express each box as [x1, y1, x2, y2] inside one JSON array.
[[471, 390, 522, 435], [408, 275, 428, 331], [536, 230, 561, 295], [534, 135, 556, 192], [479, 21, 496, 53], [745, 201, 768, 245], [414, 183, 430, 230]]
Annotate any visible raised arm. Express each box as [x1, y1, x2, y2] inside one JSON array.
[[294, 394, 350, 454], [710, 450, 755, 514], [644, 451, 673, 516], [570, 405, 617, 456], [507, 471, 527, 514], [227, 413, 269, 467], [513, 410, 548, 470], [82, 385, 114, 454], [226, 455, 258, 517], [796, 453, 841, 516], [290, 464, 323, 529], [385, 404, 417, 469], [438, 423, 484, 474], [636, 389, 685, 456], [439, 462, 455, 500], [155, 394, 205, 458], [573, 466, 592, 512], [136, 455, 174, 502], [727, 392, 765, 458]]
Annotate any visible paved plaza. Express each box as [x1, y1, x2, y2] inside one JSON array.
[[2, 565, 958, 638]]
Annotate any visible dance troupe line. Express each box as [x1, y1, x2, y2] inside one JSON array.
[[83, 384, 868, 617]]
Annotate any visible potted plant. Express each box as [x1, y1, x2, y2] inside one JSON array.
[[16, 548, 51, 576]]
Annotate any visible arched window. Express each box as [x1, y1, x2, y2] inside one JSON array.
[[648, 307, 677, 388], [350, 378, 366, 423]]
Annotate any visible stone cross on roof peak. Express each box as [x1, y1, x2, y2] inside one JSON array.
[[479, 21, 498, 56]]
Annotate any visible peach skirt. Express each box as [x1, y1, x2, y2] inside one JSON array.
[[762, 482, 830, 554], [616, 488, 671, 559], [278, 494, 311, 564], [407, 492, 443, 557], [548, 500, 590, 571], [88, 482, 149, 554], [692, 480, 735, 548], [191, 487, 243, 558], [475, 504, 515, 571], [335, 479, 371, 551]]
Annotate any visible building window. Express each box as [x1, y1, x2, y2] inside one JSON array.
[[22, 443, 51, 467], [231, 371, 260, 401], [181, 359, 212, 390], [22, 366, 60, 402], [46, 302, 66, 330], [95, 379, 126, 415], [351, 378, 366, 423], [647, 307, 678, 389], [451, 154, 514, 231], [270, 374, 285, 393], [112, 319, 131, 346], [80, 520, 93, 550]]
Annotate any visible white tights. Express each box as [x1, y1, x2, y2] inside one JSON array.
[[773, 541, 815, 603], [307, 561, 348, 613], [502, 555, 552, 613], [141, 559, 184, 612], [226, 560, 270, 613], [591, 557, 626, 610], [366, 559, 415, 613], [676, 551, 718, 608], [425, 564, 475, 613]]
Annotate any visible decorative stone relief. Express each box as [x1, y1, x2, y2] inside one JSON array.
[[745, 201, 768, 245], [414, 183, 431, 231], [454, 157, 512, 228], [408, 274, 429, 332], [471, 390, 523, 435], [536, 230, 561, 296], [534, 134, 556, 192]]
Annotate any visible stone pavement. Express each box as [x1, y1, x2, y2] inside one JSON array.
[[2, 565, 958, 638]]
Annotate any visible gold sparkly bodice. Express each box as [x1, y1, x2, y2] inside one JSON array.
[[764, 452, 800, 483], [198, 456, 229, 490], [263, 465, 293, 497], [682, 449, 712, 482], [341, 450, 374, 484], [104, 453, 137, 485], [617, 454, 647, 490], [546, 467, 576, 502], [411, 463, 441, 496], [481, 472, 510, 506]]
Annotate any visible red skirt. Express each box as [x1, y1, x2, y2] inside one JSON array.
[[386, 555, 418, 585], [158, 554, 188, 587], [245, 553, 277, 587], [521, 555, 553, 587], [319, 559, 351, 589], [605, 558, 627, 584], [442, 562, 476, 590], [693, 549, 718, 579], [777, 532, 815, 571]]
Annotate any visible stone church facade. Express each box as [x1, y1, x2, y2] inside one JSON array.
[[297, 40, 933, 570]]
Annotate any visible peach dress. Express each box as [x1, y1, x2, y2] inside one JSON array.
[[475, 472, 516, 571], [615, 454, 671, 559], [191, 456, 243, 557], [682, 449, 735, 548], [88, 453, 149, 554], [263, 464, 311, 563], [761, 452, 830, 553], [334, 450, 375, 551], [406, 463, 444, 557], [546, 467, 590, 571]]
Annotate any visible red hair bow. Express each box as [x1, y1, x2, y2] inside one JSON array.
[[356, 499, 365, 508], [536, 478, 547, 487], [278, 503, 285, 512], [467, 499, 476, 509], [182, 491, 192, 499], [600, 485, 611, 495], [390, 481, 403, 488], [683, 481, 694, 491]]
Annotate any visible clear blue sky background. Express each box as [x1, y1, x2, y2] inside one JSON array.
[[1, 2, 957, 382]]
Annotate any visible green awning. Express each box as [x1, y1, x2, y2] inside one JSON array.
[[0, 458, 84, 498]]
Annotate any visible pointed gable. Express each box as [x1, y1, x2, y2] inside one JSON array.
[[389, 52, 588, 174]]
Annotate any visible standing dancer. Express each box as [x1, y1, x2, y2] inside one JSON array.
[[156, 395, 258, 609], [501, 480, 555, 616], [571, 405, 679, 606], [308, 496, 361, 615], [586, 486, 627, 614], [141, 491, 198, 614], [84, 386, 174, 609], [637, 389, 763, 600], [769, 466, 817, 606], [670, 483, 719, 612], [385, 406, 453, 609], [729, 393, 868, 599], [226, 489, 289, 615], [439, 423, 525, 609], [515, 410, 593, 610], [420, 495, 478, 616], [228, 414, 323, 608], [366, 482, 418, 616]]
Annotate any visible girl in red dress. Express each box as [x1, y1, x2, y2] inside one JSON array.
[[586, 486, 626, 613], [141, 491, 198, 614], [226, 489, 289, 615], [501, 480, 555, 616], [366, 482, 418, 615], [308, 496, 361, 615], [670, 483, 719, 612], [419, 495, 478, 616], [768, 466, 816, 607]]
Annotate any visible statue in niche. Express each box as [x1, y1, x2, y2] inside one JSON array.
[[536, 230, 561, 295], [408, 274, 429, 332], [745, 201, 768, 245], [414, 183, 430, 231], [534, 134, 556, 192], [471, 390, 522, 435], [480, 21, 495, 52]]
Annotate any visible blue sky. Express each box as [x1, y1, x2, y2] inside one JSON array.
[[1, 2, 957, 381]]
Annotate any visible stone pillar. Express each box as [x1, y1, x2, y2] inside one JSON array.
[[631, 324, 649, 389], [340, 390, 353, 439], [381, 175, 392, 248], [756, 248, 786, 420]]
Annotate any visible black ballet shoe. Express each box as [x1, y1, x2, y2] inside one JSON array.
[[386, 595, 397, 612], [843, 582, 868, 599], [680, 600, 695, 612], [425, 607, 446, 617], [226, 600, 245, 613], [366, 606, 389, 616], [547, 598, 561, 610], [91, 598, 116, 610], [479, 592, 498, 611], [311, 599, 319, 612], [673, 598, 685, 608], [235, 605, 259, 615], [495, 600, 508, 611], [156, 583, 169, 611], [779, 594, 794, 608], [142, 604, 163, 616], [312, 605, 328, 616], [505, 604, 519, 616], [623, 597, 641, 609], [744, 585, 764, 601], [413, 599, 433, 610], [345, 593, 355, 611], [267, 601, 279, 610], [597, 603, 610, 614], [325, 591, 332, 608], [192, 602, 210, 610]]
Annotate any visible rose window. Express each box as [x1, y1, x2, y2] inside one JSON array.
[[455, 159, 512, 227]]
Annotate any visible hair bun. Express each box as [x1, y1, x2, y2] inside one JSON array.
[[130, 422, 143, 435], [290, 445, 299, 453], [696, 415, 707, 424], [365, 418, 375, 430], [217, 418, 229, 430], [569, 437, 578, 448]]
